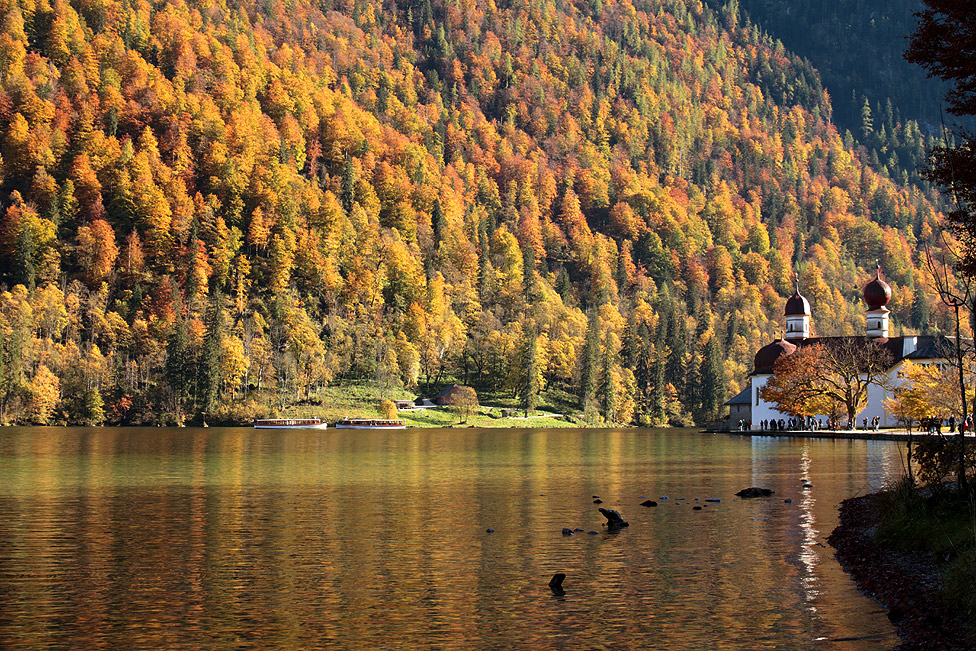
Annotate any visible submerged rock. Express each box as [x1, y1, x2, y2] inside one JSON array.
[[640, 499, 658, 507], [735, 487, 775, 498]]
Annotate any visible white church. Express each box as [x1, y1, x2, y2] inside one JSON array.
[[726, 267, 952, 430]]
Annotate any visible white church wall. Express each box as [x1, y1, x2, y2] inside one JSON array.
[[749, 374, 795, 429]]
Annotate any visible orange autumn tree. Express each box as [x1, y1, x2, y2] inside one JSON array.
[[761, 341, 894, 424], [0, 0, 957, 427]]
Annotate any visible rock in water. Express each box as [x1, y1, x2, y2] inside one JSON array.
[[549, 573, 566, 594], [640, 500, 658, 507], [598, 507, 629, 528], [735, 487, 775, 498]]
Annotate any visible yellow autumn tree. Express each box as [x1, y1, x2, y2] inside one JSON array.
[[29, 364, 61, 424]]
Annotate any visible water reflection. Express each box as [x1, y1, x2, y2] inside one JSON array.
[[0, 427, 902, 649]]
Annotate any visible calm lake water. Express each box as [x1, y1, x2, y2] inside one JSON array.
[[0, 427, 903, 650]]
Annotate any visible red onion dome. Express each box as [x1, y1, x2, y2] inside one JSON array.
[[864, 267, 892, 309], [753, 339, 797, 374], [784, 291, 810, 316]]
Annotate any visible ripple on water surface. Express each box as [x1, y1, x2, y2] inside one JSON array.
[[0, 426, 900, 649]]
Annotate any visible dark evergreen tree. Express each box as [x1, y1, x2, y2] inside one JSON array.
[[477, 224, 490, 299], [521, 323, 540, 416], [200, 294, 224, 414], [580, 309, 601, 410], [664, 304, 687, 398], [600, 338, 617, 423], [696, 335, 725, 422], [724, 310, 739, 353], [649, 352, 666, 424], [15, 222, 36, 291], [522, 242, 536, 298], [912, 287, 931, 333], [165, 318, 193, 423], [907, 1, 976, 275], [341, 154, 356, 213], [431, 198, 445, 243], [633, 322, 652, 394], [860, 96, 873, 138], [621, 310, 641, 369]]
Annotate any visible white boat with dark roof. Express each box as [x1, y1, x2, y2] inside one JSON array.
[[253, 418, 329, 429], [334, 418, 406, 429]]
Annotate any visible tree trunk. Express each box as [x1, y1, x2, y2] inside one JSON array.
[[954, 304, 969, 492]]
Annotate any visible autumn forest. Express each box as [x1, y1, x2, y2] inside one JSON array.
[[0, 0, 958, 425]]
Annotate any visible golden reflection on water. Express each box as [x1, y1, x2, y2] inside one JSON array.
[[0, 427, 901, 649]]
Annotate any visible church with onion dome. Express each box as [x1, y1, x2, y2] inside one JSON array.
[[726, 267, 952, 430]]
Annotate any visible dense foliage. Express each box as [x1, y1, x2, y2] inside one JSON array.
[[906, 0, 976, 275], [733, 0, 969, 144], [0, 0, 956, 425]]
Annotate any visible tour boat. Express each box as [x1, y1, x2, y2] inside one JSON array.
[[253, 418, 329, 429], [333, 418, 407, 429]]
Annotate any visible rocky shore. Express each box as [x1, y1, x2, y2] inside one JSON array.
[[828, 493, 975, 651]]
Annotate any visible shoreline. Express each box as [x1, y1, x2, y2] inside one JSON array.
[[717, 429, 976, 443], [828, 493, 975, 650]]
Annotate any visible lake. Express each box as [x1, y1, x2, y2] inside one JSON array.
[[0, 427, 902, 649]]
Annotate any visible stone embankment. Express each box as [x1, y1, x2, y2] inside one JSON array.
[[828, 493, 975, 651]]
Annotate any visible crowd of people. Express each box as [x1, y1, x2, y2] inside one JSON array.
[[733, 415, 976, 433], [921, 415, 973, 435]]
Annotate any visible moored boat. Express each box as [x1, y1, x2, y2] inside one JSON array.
[[253, 418, 329, 429], [334, 418, 406, 429]]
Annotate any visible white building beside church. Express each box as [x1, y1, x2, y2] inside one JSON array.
[[727, 267, 953, 430]]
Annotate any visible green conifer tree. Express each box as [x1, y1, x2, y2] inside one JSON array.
[[860, 96, 874, 138], [165, 318, 192, 424], [580, 309, 601, 411], [521, 323, 540, 416], [696, 335, 726, 422], [200, 294, 224, 414], [341, 154, 356, 213], [600, 336, 618, 424]]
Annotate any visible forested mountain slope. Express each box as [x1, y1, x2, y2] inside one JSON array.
[[731, 0, 967, 194], [0, 0, 952, 425], [732, 0, 956, 133]]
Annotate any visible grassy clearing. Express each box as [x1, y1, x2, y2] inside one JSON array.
[[226, 381, 585, 428], [876, 477, 976, 618]]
